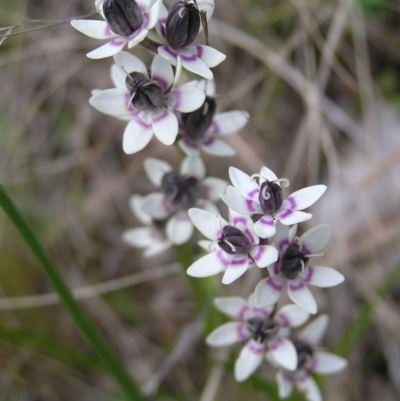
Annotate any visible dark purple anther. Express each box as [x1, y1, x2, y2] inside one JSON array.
[[259, 180, 283, 215], [103, 0, 143, 37]]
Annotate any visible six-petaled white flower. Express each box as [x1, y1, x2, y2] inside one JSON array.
[[71, 0, 161, 59], [255, 222, 345, 314], [156, 1, 226, 79], [206, 295, 309, 381], [187, 207, 278, 284], [140, 156, 227, 245], [268, 314, 347, 401], [178, 80, 249, 157], [89, 51, 205, 154], [221, 166, 327, 239]]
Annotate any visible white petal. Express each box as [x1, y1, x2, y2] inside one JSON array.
[[208, 111, 249, 136], [87, 38, 127, 59], [254, 216, 277, 238], [143, 158, 172, 187], [152, 110, 178, 145], [260, 166, 279, 182], [178, 138, 200, 156], [144, 0, 161, 28], [312, 351, 347, 374], [222, 257, 249, 284], [166, 212, 193, 244], [300, 266, 345, 288], [122, 118, 153, 154], [122, 227, 153, 248], [196, 45, 226, 67], [151, 54, 174, 90], [268, 337, 297, 371], [197, 199, 218, 214], [167, 85, 206, 113], [202, 177, 228, 201], [214, 297, 248, 319], [254, 277, 284, 308], [197, 0, 215, 21], [181, 53, 214, 79], [127, 28, 148, 49], [89, 88, 129, 116], [287, 279, 317, 314], [277, 209, 312, 225], [286, 185, 327, 211], [206, 322, 250, 346], [295, 372, 322, 401], [234, 340, 264, 382], [298, 315, 329, 346], [229, 167, 259, 199], [249, 245, 278, 268], [188, 208, 227, 240], [114, 51, 148, 75], [143, 241, 171, 258], [110, 64, 126, 88], [129, 195, 151, 224], [141, 193, 171, 219], [276, 370, 294, 399], [70, 19, 116, 39], [157, 45, 178, 66], [273, 221, 290, 253], [275, 304, 309, 328], [201, 138, 236, 156], [187, 251, 230, 277], [301, 225, 332, 254], [198, 240, 215, 251], [180, 155, 205, 179], [220, 194, 262, 215]]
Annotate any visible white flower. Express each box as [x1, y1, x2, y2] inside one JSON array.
[[89, 51, 205, 154], [155, 1, 226, 79], [140, 156, 227, 245], [187, 207, 278, 284], [178, 80, 249, 157], [269, 315, 347, 401], [122, 195, 172, 257], [255, 223, 345, 314], [71, 0, 161, 59], [206, 295, 309, 381], [221, 166, 327, 238]]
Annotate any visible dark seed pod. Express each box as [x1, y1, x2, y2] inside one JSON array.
[[181, 96, 216, 142], [247, 317, 278, 343], [218, 225, 251, 255], [258, 180, 283, 215], [166, 1, 200, 49], [103, 0, 143, 37], [293, 339, 313, 368], [161, 172, 201, 210], [125, 72, 165, 111], [280, 241, 308, 280]]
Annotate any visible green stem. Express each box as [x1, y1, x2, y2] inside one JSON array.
[[0, 184, 144, 401]]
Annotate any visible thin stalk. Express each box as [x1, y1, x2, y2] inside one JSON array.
[[0, 184, 144, 401]]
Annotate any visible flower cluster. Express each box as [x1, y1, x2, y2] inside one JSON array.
[[71, 1, 347, 400]]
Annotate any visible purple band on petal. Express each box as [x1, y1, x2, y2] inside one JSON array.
[[182, 137, 197, 148], [309, 355, 317, 370], [237, 323, 248, 340], [231, 257, 247, 266], [276, 312, 289, 327], [259, 217, 274, 226], [142, 13, 149, 28], [163, 45, 178, 59], [159, 19, 167, 38], [296, 371, 310, 382], [217, 250, 230, 266], [152, 110, 169, 123], [244, 228, 256, 244], [289, 281, 305, 291], [248, 188, 259, 199], [105, 25, 114, 37], [233, 216, 246, 226], [172, 89, 182, 110], [162, 197, 175, 214], [181, 53, 197, 62], [128, 28, 142, 40], [152, 75, 168, 90], [283, 371, 294, 381], [252, 246, 264, 261], [273, 259, 280, 275], [134, 115, 152, 128], [203, 137, 215, 146], [208, 120, 219, 135], [286, 196, 297, 209], [278, 239, 289, 252], [195, 45, 203, 58], [246, 199, 256, 212], [302, 244, 311, 255], [302, 266, 314, 283], [111, 38, 125, 46], [267, 277, 283, 291], [279, 209, 293, 220], [249, 342, 264, 354], [238, 306, 250, 320], [268, 337, 283, 351]]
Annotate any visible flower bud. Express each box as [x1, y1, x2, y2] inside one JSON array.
[[166, 1, 200, 49], [103, 0, 143, 37], [293, 339, 313, 369], [161, 172, 201, 210], [259, 181, 283, 215], [125, 72, 165, 111], [218, 225, 251, 255], [247, 317, 278, 343], [181, 96, 216, 142], [280, 241, 308, 280]]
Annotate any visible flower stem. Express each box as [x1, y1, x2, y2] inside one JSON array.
[[0, 184, 144, 401]]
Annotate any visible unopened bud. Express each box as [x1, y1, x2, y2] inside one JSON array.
[[259, 181, 283, 215], [182, 96, 216, 142], [218, 225, 251, 255], [103, 0, 143, 37], [125, 72, 165, 111], [280, 241, 307, 280], [166, 1, 200, 49]]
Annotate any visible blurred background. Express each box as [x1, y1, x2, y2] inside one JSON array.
[[0, 0, 400, 400]]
